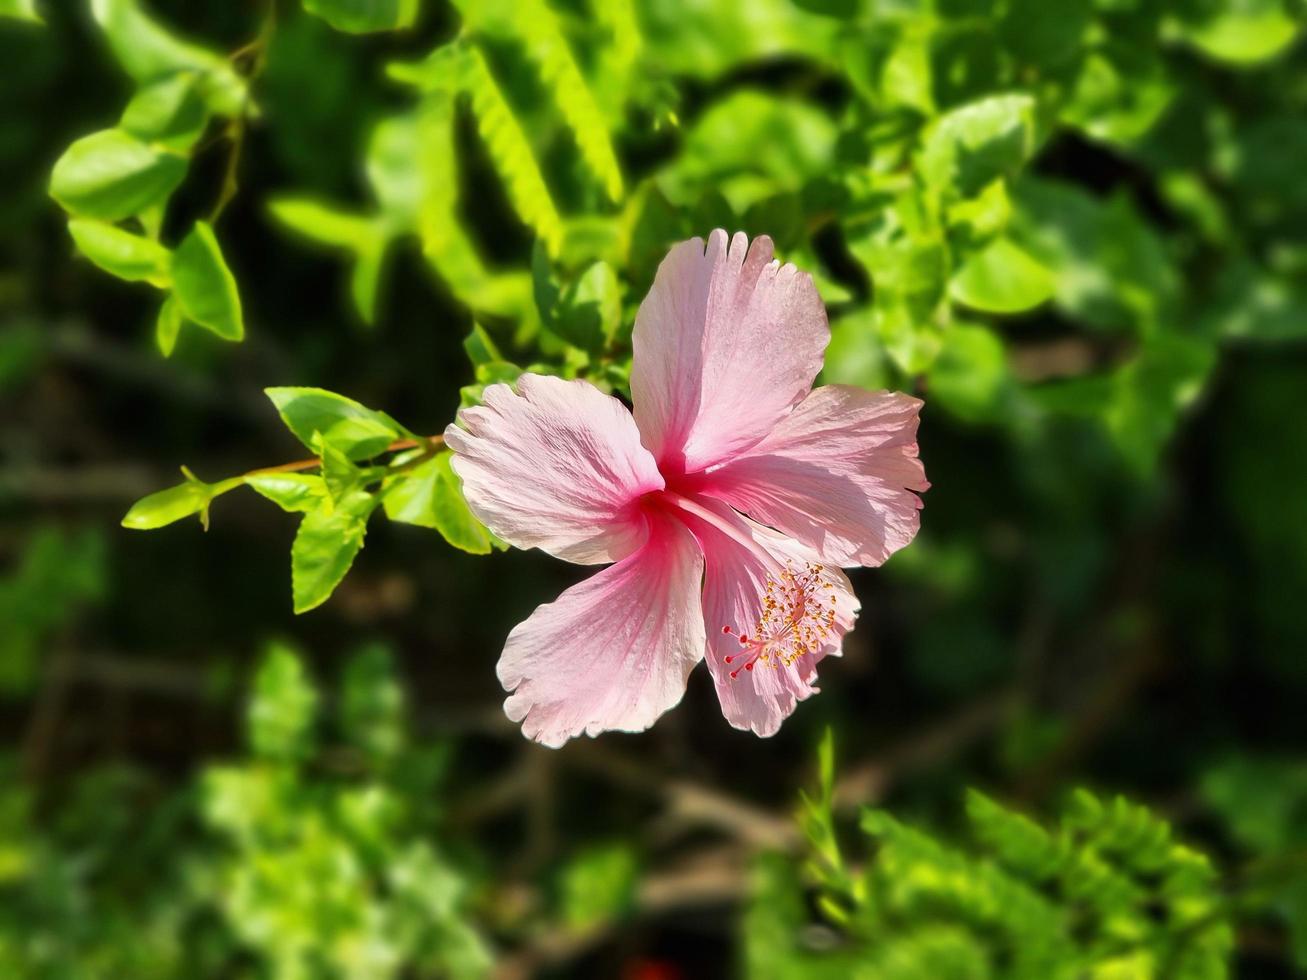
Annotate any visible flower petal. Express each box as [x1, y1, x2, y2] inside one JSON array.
[[498, 516, 706, 747], [678, 498, 858, 737], [445, 374, 664, 564], [700, 386, 927, 567], [631, 229, 830, 475]]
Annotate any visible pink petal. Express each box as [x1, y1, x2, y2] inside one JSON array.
[[677, 497, 859, 737], [700, 385, 927, 567], [631, 229, 829, 476], [445, 374, 664, 564], [498, 516, 706, 747]]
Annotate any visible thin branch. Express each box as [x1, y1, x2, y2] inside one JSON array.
[[242, 436, 443, 478]]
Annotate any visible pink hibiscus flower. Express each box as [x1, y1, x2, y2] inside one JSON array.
[[445, 230, 928, 746]]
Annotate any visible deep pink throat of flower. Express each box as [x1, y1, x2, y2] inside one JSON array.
[[445, 230, 929, 747]]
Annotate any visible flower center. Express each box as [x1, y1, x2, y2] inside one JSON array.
[[721, 561, 837, 679]]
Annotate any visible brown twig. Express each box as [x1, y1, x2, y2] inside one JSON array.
[[242, 436, 441, 478]]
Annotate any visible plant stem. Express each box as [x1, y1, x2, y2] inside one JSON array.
[[242, 436, 445, 479]]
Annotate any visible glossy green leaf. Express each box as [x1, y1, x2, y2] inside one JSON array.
[[67, 219, 171, 285], [90, 0, 247, 116], [920, 94, 1037, 199], [291, 493, 375, 613], [265, 387, 406, 460], [121, 480, 211, 530], [950, 236, 1054, 313], [121, 469, 237, 530], [244, 472, 329, 513], [120, 72, 209, 151], [155, 294, 183, 356], [49, 128, 186, 221], [247, 642, 318, 761], [1172, 0, 1299, 66], [302, 0, 419, 34], [383, 453, 492, 554], [170, 221, 243, 341], [320, 440, 364, 503]]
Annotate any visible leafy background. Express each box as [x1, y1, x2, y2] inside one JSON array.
[[1, 0, 1306, 976]]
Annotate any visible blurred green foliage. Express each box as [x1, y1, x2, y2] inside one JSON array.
[[1, 0, 1306, 976]]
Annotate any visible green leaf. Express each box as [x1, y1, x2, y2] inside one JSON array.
[[460, 44, 564, 255], [268, 197, 377, 246], [67, 219, 171, 285], [463, 322, 503, 367], [155, 294, 183, 356], [1011, 177, 1178, 333], [121, 480, 211, 530], [120, 72, 209, 152], [302, 0, 419, 34], [170, 221, 243, 341], [90, 0, 247, 116], [475, 0, 624, 201], [920, 94, 1037, 199], [121, 468, 237, 530], [247, 642, 318, 761], [0, 0, 42, 23], [291, 493, 375, 613], [244, 472, 328, 513], [1060, 45, 1176, 147], [928, 323, 1012, 423], [554, 261, 621, 353], [383, 452, 493, 554], [49, 128, 186, 221], [264, 387, 406, 460], [949, 236, 1054, 314], [1172, 0, 1299, 66], [320, 440, 364, 503]]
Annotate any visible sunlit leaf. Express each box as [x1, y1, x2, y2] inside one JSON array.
[[120, 72, 209, 151], [383, 452, 492, 554], [302, 0, 419, 34], [265, 387, 407, 460], [170, 221, 243, 341], [920, 94, 1037, 199], [90, 0, 247, 116], [244, 472, 329, 513], [1171, 0, 1299, 66], [49, 128, 186, 221], [291, 492, 375, 613], [67, 219, 171, 285], [949, 236, 1054, 314]]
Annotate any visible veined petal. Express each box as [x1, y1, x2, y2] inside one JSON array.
[[498, 516, 707, 748], [631, 229, 829, 476], [445, 374, 664, 564], [677, 497, 859, 737], [701, 386, 927, 567]]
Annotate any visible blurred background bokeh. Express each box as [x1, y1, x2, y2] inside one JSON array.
[[2, 0, 1306, 976]]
